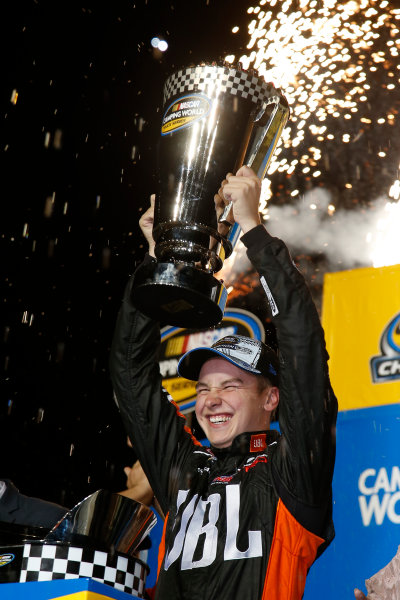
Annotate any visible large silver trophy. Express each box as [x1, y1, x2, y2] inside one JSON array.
[[132, 63, 289, 328]]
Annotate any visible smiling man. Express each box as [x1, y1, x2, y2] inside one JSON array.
[[182, 339, 280, 449], [109, 166, 338, 600]]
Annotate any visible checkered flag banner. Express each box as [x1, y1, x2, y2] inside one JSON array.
[[163, 64, 282, 110], [19, 543, 149, 598]]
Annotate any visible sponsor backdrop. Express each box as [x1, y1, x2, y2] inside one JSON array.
[[304, 404, 400, 599], [322, 263, 400, 411], [145, 266, 400, 597], [304, 264, 400, 598]]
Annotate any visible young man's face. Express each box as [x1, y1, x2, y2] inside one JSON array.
[[195, 357, 273, 448]]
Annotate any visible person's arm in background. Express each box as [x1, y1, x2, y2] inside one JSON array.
[[118, 458, 165, 520], [353, 544, 400, 600], [0, 479, 67, 529], [119, 460, 154, 505]]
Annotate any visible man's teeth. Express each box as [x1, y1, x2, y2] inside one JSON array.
[[209, 416, 232, 424]]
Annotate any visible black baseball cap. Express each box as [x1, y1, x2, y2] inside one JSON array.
[[177, 334, 279, 385]]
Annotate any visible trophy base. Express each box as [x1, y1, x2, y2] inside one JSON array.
[[132, 261, 228, 329]]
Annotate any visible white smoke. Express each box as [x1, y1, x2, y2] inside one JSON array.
[[219, 187, 400, 285], [267, 188, 400, 268], [267, 187, 374, 266]]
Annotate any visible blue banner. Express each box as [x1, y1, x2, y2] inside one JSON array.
[[305, 404, 400, 598]]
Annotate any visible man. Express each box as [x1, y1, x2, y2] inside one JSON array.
[[109, 166, 338, 599]]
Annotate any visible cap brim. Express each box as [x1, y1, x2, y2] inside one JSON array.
[[177, 346, 262, 381]]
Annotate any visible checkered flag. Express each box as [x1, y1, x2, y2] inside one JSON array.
[[20, 543, 148, 597], [163, 64, 279, 110]]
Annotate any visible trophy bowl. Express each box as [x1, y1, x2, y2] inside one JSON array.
[[132, 62, 289, 328]]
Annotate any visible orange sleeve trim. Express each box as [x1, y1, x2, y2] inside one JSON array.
[[262, 499, 325, 600]]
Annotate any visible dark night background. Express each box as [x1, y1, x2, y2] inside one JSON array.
[[1, 0, 399, 509], [0, 0, 257, 508]]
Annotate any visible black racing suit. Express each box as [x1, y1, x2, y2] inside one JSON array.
[[109, 225, 338, 600]]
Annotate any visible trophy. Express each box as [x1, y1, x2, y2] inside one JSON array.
[[132, 62, 289, 328], [0, 490, 156, 595]]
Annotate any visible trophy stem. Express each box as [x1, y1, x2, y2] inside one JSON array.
[[154, 222, 232, 271]]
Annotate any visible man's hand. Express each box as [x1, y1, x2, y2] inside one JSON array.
[[354, 588, 367, 599], [214, 172, 233, 236], [139, 194, 156, 258], [219, 165, 262, 234]]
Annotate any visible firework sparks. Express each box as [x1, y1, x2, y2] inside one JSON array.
[[223, 0, 400, 271]]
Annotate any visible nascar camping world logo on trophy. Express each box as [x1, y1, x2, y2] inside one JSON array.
[[132, 62, 290, 329]]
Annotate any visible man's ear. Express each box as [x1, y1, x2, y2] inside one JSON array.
[[264, 386, 279, 414]]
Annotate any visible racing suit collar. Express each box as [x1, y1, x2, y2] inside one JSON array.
[[210, 429, 280, 457]]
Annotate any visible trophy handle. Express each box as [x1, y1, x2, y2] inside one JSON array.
[[218, 94, 289, 227]]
